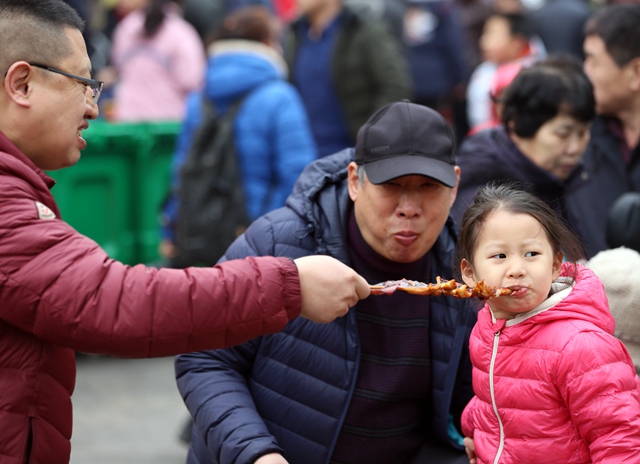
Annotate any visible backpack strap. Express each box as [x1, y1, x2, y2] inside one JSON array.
[[175, 83, 272, 266], [188, 81, 270, 165]]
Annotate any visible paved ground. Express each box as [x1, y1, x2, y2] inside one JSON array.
[[70, 354, 190, 464]]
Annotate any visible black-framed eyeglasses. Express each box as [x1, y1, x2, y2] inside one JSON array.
[[28, 62, 103, 104]]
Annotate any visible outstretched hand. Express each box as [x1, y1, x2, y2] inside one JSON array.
[[294, 255, 370, 323]]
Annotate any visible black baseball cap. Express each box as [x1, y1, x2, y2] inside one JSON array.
[[355, 100, 457, 187]]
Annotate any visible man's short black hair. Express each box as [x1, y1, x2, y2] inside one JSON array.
[[0, 0, 84, 31], [0, 0, 85, 73], [585, 4, 640, 68], [501, 54, 595, 138]]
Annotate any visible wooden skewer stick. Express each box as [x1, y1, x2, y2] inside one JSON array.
[[370, 277, 512, 299]]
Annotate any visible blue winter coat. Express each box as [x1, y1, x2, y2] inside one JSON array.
[[175, 149, 476, 464], [161, 40, 316, 241]]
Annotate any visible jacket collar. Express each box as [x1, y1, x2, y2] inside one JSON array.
[[0, 129, 56, 190], [504, 278, 574, 327], [206, 40, 289, 77]]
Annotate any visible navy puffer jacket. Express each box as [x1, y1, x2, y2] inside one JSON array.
[[567, 116, 640, 257], [175, 149, 475, 464]]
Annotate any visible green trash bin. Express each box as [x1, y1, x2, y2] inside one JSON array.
[[136, 121, 181, 265], [47, 121, 146, 265]]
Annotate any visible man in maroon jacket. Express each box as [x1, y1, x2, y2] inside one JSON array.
[[0, 1, 369, 463]]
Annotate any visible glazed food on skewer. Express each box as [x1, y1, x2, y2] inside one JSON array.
[[370, 277, 512, 299]]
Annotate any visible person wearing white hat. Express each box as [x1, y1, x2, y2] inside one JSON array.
[[589, 247, 640, 374]]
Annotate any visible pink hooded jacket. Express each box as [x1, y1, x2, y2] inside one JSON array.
[[462, 263, 640, 463], [0, 130, 301, 464]]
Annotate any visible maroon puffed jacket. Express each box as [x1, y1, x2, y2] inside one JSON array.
[[0, 130, 301, 464]]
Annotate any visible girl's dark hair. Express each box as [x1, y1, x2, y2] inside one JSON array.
[[144, 0, 176, 38], [455, 183, 585, 278], [501, 54, 595, 138], [0, 0, 85, 74], [205, 6, 273, 47]]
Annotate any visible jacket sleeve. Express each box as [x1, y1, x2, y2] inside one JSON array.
[[466, 62, 495, 129], [449, 303, 476, 437], [557, 330, 640, 462], [175, 340, 283, 464], [268, 84, 317, 214], [236, 82, 317, 221], [0, 181, 301, 358], [176, 215, 292, 464], [168, 20, 206, 93], [461, 395, 480, 439]]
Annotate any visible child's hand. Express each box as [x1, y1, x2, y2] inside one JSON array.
[[463, 437, 477, 464]]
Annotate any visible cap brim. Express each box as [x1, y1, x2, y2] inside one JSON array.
[[363, 155, 457, 187]]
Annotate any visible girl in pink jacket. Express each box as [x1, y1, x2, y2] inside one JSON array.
[[455, 183, 640, 464]]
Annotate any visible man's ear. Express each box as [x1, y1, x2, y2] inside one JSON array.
[[450, 166, 461, 207], [513, 34, 529, 56], [347, 162, 361, 202], [3, 62, 34, 108], [460, 259, 478, 287], [627, 57, 640, 92]]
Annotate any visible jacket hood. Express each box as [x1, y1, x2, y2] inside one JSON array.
[[284, 149, 353, 260], [287, 149, 353, 209], [204, 40, 287, 107], [485, 263, 615, 335]]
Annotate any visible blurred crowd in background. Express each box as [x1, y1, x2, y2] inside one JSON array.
[[56, 0, 640, 271], [61, 0, 640, 288], [64, 0, 601, 135], [57, 0, 640, 264], [52, 0, 640, 458]]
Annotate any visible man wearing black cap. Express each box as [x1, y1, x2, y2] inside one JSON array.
[[175, 101, 473, 464]]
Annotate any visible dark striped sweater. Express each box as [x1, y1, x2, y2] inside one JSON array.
[[330, 212, 432, 464]]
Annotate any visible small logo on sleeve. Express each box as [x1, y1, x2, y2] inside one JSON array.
[[35, 201, 57, 220]]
